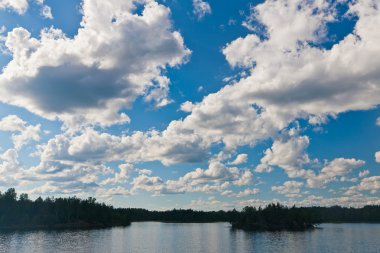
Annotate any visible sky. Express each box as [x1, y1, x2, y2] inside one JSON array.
[[0, 0, 379, 210]]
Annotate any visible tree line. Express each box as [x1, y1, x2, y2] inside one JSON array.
[[231, 203, 380, 230], [1, 188, 380, 231], [0, 188, 130, 229]]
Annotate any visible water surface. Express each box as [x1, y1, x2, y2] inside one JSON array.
[[0, 223, 379, 253]]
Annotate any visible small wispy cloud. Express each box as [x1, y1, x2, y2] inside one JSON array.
[[192, 0, 211, 20]]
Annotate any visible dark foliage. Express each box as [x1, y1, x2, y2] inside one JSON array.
[[231, 203, 380, 231], [0, 188, 130, 230], [231, 203, 316, 231], [121, 208, 240, 223]]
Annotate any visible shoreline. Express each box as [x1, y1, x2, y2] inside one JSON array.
[[3, 221, 380, 232], [0, 221, 131, 232]]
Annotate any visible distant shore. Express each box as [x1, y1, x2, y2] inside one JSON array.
[[2, 188, 380, 232], [0, 221, 131, 231]]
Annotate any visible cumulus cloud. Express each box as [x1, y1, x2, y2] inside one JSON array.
[[0, 149, 20, 186], [346, 176, 380, 195], [254, 133, 365, 188], [229, 153, 248, 165], [0, 0, 28, 14], [131, 174, 165, 193], [255, 135, 313, 177], [180, 101, 195, 112], [235, 188, 260, 197], [24, 160, 111, 185], [222, 0, 380, 126], [187, 197, 222, 211], [37, 127, 208, 166], [0, 0, 190, 128], [192, 0, 211, 20], [100, 163, 134, 185], [307, 158, 365, 188], [96, 187, 131, 199], [0, 0, 53, 19], [29, 128, 252, 196], [129, 154, 253, 195], [0, 115, 41, 149], [26, 181, 99, 196], [133, 0, 380, 163], [359, 170, 370, 178], [272, 181, 304, 198], [376, 151, 380, 163]]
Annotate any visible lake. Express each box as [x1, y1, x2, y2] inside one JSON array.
[[0, 222, 379, 253]]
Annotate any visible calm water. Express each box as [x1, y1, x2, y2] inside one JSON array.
[[0, 223, 379, 253]]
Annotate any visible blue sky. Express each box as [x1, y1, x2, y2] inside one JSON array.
[[0, 0, 379, 210]]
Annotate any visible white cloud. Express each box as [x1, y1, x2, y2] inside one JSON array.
[[139, 0, 380, 162], [357, 176, 380, 194], [129, 154, 253, 195], [254, 133, 365, 188], [96, 187, 131, 199], [233, 169, 253, 186], [229, 153, 248, 165], [220, 188, 260, 198], [272, 181, 304, 198], [255, 135, 313, 178], [0, 149, 20, 186], [187, 197, 222, 211], [131, 174, 165, 193], [346, 176, 380, 195], [359, 170, 370, 178], [180, 101, 195, 112], [0, 0, 51, 18], [26, 181, 99, 196], [235, 188, 260, 197], [0, 0, 28, 14], [221, 190, 233, 196], [222, 0, 380, 129], [0, 115, 41, 149], [41, 5, 53, 19], [167, 155, 250, 187], [0, 115, 28, 132], [34, 0, 53, 19], [100, 163, 134, 185], [138, 169, 152, 175], [307, 158, 365, 188], [289, 194, 380, 208], [31, 131, 250, 196], [0, 0, 190, 128], [376, 117, 380, 126], [192, 0, 211, 20], [376, 151, 380, 163], [38, 127, 208, 166]]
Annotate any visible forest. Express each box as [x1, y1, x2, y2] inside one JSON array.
[[1, 188, 380, 231], [0, 188, 131, 229]]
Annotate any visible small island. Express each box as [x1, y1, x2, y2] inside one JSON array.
[[1, 188, 380, 231], [230, 203, 316, 231]]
